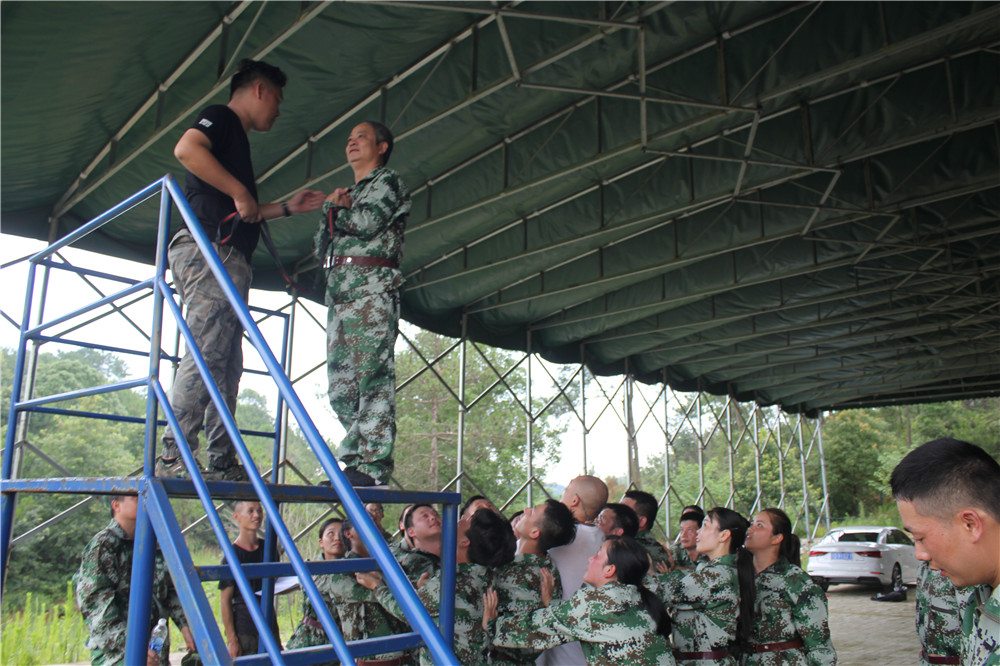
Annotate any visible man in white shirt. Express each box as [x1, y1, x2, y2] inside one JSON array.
[[537, 474, 609, 665]]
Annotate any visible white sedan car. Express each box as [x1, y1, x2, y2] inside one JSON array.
[[806, 525, 919, 591]]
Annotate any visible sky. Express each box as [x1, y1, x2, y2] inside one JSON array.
[[0, 232, 672, 492]]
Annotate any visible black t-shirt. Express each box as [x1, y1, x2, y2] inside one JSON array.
[[184, 104, 260, 262], [219, 538, 278, 639]]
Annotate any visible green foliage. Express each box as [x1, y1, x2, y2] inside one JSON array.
[[388, 329, 568, 507], [0, 583, 88, 665]]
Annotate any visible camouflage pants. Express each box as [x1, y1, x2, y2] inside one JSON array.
[[326, 291, 398, 484], [161, 231, 251, 469]]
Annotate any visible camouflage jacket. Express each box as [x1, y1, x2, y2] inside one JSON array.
[[284, 568, 341, 659], [916, 561, 962, 664], [327, 551, 409, 661], [73, 520, 187, 666], [376, 561, 490, 665], [741, 557, 835, 666], [397, 545, 440, 581], [961, 583, 1000, 666], [489, 553, 564, 664], [637, 530, 673, 567], [316, 166, 410, 304], [670, 542, 709, 570], [492, 581, 675, 665], [654, 553, 739, 666]]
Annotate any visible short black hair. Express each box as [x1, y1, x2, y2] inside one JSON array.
[[461, 495, 490, 516], [108, 494, 128, 519], [603, 503, 640, 538], [363, 120, 394, 166], [624, 490, 659, 525], [891, 437, 1000, 522], [404, 503, 434, 531], [680, 507, 705, 526], [230, 58, 287, 97], [537, 499, 576, 553], [466, 509, 516, 568]]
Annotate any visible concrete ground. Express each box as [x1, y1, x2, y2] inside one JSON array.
[[828, 583, 922, 666]]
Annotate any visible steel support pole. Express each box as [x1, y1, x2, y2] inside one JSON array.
[[776, 408, 786, 510], [797, 415, 812, 539], [457, 313, 468, 497], [580, 345, 588, 474], [663, 377, 671, 538], [817, 414, 832, 530], [625, 370, 638, 487], [525, 330, 533, 506], [125, 486, 156, 665], [727, 399, 736, 508]]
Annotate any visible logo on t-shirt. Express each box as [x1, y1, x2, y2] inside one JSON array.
[[198, 118, 213, 128]]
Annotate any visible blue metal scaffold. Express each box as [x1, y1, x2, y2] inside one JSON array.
[[0, 175, 460, 665]]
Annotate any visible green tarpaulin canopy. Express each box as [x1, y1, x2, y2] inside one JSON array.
[[3, 1, 999, 416]]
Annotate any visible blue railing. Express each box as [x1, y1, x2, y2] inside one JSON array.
[[1, 174, 459, 665]]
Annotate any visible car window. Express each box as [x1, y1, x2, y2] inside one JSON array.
[[837, 532, 880, 543], [887, 530, 913, 546]]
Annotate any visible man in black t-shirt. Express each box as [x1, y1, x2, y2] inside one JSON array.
[[219, 501, 280, 657], [157, 59, 324, 481]]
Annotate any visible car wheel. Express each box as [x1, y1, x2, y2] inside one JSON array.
[[889, 563, 903, 590]]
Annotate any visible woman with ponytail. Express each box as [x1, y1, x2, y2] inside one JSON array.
[[742, 508, 836, 665], [484, 536, 674, 664], [651, 507, 755, 665]]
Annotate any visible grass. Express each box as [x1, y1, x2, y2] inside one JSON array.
[[1, 547, 307, 665]]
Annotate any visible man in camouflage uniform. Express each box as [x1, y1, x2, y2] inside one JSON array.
[[317, 120, 410, 487], [916, 560, 962, 665], [358, 508, 515, 665], [326, 517, 412, 664], [158, 59, 324, 481], [670, 507, 709, 571], [595, 502, 640, 539], [395, 503, 442, 580], [891, 438, 1000, 666], [623, 490, 673, 568], [489, 499, 575, 664], [74, 495, 194, 665]]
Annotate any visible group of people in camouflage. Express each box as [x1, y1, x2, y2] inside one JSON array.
[[70, 55, 999, 665]]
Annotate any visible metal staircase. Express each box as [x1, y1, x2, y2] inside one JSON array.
[[1, 175, 460, 664]]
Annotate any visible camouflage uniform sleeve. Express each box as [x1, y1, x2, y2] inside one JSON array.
[[790, 577, 835, 665], [373, 575, 442, 622], [493, 589, 593, 652], [74, 536, 127, 658], [336, 170, 411, 241]]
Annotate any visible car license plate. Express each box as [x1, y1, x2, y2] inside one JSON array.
[[831, 552, 852, 560]]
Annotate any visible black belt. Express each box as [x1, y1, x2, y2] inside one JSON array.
[[326, 255, 398, 269]]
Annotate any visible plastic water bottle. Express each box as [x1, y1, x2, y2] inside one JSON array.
[[148, 618, 168, 654]]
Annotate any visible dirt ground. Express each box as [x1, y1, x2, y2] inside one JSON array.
[[828, 583, 922, 666]]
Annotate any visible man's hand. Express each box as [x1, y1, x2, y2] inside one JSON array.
[[654, 560, 671, 574], [234, 190, 261, 224], [288, 189, 326, 214], [325, 187, 352, 209], [482, 588, 498, 629], [147, 649, 161, 666], [227, 636, 242, 659], [355, 571, 382, 590], [181, 626, 196, 652], [540, 567, 554, 607], [415, 572, 431, 590]]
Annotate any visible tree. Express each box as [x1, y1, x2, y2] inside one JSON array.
[[385, 329, 570, 508]]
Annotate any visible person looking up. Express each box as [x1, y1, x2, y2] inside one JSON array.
[[671, 507, 708, 571], [485, 536, 675, 664], [489, 499, 577, 665], [285, 517, 346, 660], [742, 508, 835, 665], [623, 489, 672, 567], [397, 503, 442, 579], [596, 502, 640, 539], [652, 507, 754, 666]]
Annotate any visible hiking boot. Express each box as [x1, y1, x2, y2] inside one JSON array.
[[155, 456, 188, 479], [342, 467, 387, 488], [203, 463, 251, 482]]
